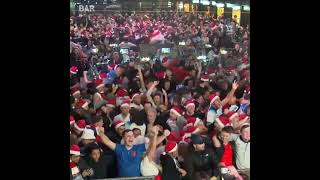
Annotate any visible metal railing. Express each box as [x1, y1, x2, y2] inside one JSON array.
[[93, 176, 155, 180]]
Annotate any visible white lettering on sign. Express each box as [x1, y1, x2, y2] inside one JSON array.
[[78, 5, 95, 12]]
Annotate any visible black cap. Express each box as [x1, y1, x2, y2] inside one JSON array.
[[191, 134, 204, 145]]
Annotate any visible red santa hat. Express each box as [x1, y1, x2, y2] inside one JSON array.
[[70, 159, 80, 176], [226, 111, 238, 120], [75, 99, 89, 109], [162, 57, 169, 64], [99, 72, 108, 79], [184, 99, 195, 109], [226, 66, 236, 72], [179, 130, 191, 144], [131, 93, 141, 101], [164, 141, 178, 153], [70, 144, 81, 155], [113, 119, 125, 129], [70, 66, 78, 74], [215, 116, 232, 128], [155, 71, 166, 80], [121, 99, 131, 107], [116, 88, 128, 98], [238, 113, 249, 122], [70, 115, 75, 125], [74, 120, 86, 131], [187, 117, 202, 127], [95, 79, 104, 89], [186, 126, 200, 134], [200, 74, 209, 82], [106, 99, 116, 108], [167, 132, 181, 142], [209, 93, 220, 105], [245, 85, 250, 94], [170, 107, 183, 117], [108, 63, 116, 70], [70, 87, 80, 97], [105, 31, 112, 37]]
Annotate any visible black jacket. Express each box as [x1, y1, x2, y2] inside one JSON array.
[[84, 155, 115, 179], [160, 154, 181, 180], [184, 147, 219, 180]]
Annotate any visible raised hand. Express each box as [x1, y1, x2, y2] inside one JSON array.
[[232, 80, 239, 90]]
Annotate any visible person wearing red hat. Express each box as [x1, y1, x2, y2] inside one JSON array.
[[130, 93, 143, 111], [183, 99, 200, 119], [113, 99, 131, 129], [160, 141, 187, 180], [95, 99, 117, 132], [207, 81, 239, 129], [70, 87, 81, 99], [167, 106, 186, 136], [70, 145, 82, 179], [70, 144, 94, 179]]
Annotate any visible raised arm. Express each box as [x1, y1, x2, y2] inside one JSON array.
[[83, 71, 92, 83], [136, 65, 146, 92], [221, 81, 238, 106], [212, 134, 221, 148], [162, 89, 169, 107], [146, 81, 159, 108], [146, 126, 162, 161], [98, 127, 116, 151]]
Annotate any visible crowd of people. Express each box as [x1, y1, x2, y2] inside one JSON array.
[[70, 11, 250, 180]]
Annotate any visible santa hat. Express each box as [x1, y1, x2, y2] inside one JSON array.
[[70, 66, 78, 74], [131, 93, 141, 101], [184, 99, 195, 109], [70, 159, 80, 176], [162, 57, 169, 64], [215, 116, 232, 128], [239, 113, 249, 122], [186, 126, 200, 134], [70, 87, 80, 97], [105, 31, 112, 37], [99, 72, 108, 79], [70, 144, 81, 155], [106, 99, 116, 108], [121, 99, 130, 107], [187, 117, 201, 127], [226, 111, 238, 120], [113, 119, 125, 129], [200, 74, 209, 82], [74, 120, 86, 131], [226, 66, 236, 72], [164, 141, 178, 154], [209, 93, 220, 105], [116, 88, 128, 98], [108, 63, 116, 70], [179, 130, 191, 144], [155, 71, 166, 80], [245, 85, 250, 94], [170, 107, 183, 117], [70, 115, 75, 125], [75, 99, 89, 109], [81, 128, 96, 140], [95, 79, 104, 89], [167, 132, 181, 142]]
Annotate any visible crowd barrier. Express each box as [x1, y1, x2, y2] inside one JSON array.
[[93, 176, 155, 180]]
